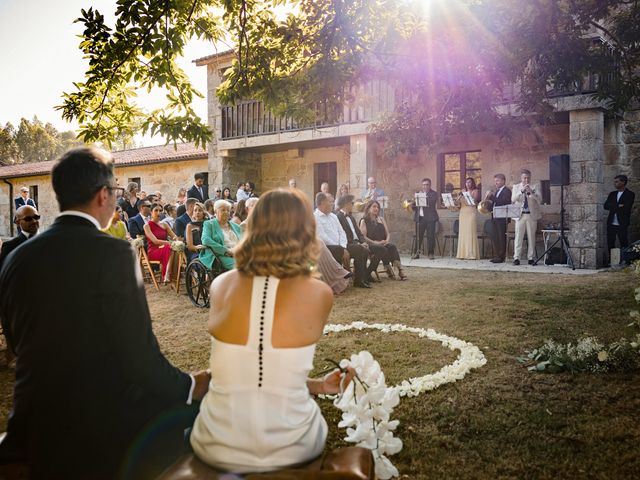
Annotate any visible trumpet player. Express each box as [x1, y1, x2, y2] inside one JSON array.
[[488, 173, 512, 263], [412, 178, 439, 259], [512, 169, 542, 265]]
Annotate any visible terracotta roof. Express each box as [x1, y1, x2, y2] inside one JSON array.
[[193, 49, 235, 65], [0, 143, 207, 180]]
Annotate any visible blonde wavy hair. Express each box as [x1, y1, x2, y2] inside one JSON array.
[[234, 188, 320, 278]]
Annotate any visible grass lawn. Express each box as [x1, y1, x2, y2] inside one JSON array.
[[1, 267, 639, 479]]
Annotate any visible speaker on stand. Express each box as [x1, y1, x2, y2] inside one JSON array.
[[533, 155, 575, 269]]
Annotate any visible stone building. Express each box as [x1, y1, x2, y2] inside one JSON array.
[[195, 51, 639, 268], [0, 143, 207, 238]]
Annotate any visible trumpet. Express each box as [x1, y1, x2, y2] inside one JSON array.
[[402, 199, 415, 213], [355, 191, 374, 212]]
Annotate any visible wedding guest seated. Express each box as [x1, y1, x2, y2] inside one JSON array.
[[190, 188, 355, 473], [174, 197, 197, 238], [176, 187, 188, 216], [316, 242, 351, 295], [360, 200, 407, 280], [240, 197, 259, 233], [186, 202, 207, 262], [0, 205, 40, 271], [222, 187, 235, 203], [200, 200, 242, 272], [161, 204, 178, 230], [231, 198, 247, 225], [128, 200, 151, 239], [144, 203, 178, 282], [101, 205, 130, 240], [203, 199, 215, 219]]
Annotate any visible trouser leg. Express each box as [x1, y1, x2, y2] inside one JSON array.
[[619, 226, 629, 248], [347, 243, 368, 283], [524, 216, 536, 260], [326, 245, 344, 265], [513, 217, 526, 260], [425, 220, 436, 255], [417, 220, 427, 254]]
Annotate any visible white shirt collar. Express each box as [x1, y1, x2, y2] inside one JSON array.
[[58, 210, 102, 230]]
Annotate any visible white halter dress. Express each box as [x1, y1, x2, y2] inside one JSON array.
[[190, 276, 328, 473]]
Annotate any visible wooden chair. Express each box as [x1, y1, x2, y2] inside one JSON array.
[[137, 244, 162, 291], [174, 251, 188, 294]]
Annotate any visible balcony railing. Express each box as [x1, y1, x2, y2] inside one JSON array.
[[220, 69, 618, 140]]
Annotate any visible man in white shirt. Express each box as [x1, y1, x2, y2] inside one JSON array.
[[511, 169, 542, 265], [314, 192, 352, 272]]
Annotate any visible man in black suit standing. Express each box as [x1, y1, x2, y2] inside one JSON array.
[[605, 174, 635, 261], [412, 178, 439, 259], [488, 173, 512, 263], [13, 187, 37, 210], [187, 172, 209, 203], [0, 147, 210, 480], [335, 194, 375, 288], [0, 205, 40, 270]]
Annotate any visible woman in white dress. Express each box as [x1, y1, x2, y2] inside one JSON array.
[[456, 177, 481, 260], [190, 188, 354, 473]]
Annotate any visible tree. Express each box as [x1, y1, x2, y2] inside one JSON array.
[[59, 0, 640, 151], [14, 117, 61, 163], [0, 123, 19, 166]]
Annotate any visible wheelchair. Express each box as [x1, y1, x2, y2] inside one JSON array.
[[185, 252, 225, 308]]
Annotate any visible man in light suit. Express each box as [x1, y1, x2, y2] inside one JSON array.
[[0, 206, 40, 271], [13, 187, 36, 210], [187, 172, 209, 203], [512, 169, 542, 265], [488, 174, 512, 263], [0, 147, 210, 479], [604, 174, 635, 263]]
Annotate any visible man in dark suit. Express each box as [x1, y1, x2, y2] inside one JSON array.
[[412, 178, 439, 259], [488, 173, 512, 263], [0, 206, 40, 270], [605, 174, 636, 260], [127, 200, 151, 239], [187, 173, 209, 203], [174, 197, 198, 238], [13, 187, 37, 210], [336, 195, 376, 288], [0, 147, 210, 480]]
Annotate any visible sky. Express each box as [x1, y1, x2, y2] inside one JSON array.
[[0, 0, 215, 146]]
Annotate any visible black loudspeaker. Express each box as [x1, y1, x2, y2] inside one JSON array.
[[549, 154, 570, 186]]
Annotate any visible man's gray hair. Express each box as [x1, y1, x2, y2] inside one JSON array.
[[315, 192, 329, 207]]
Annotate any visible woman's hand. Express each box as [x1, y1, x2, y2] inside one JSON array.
[[320, 367, 356, 395]]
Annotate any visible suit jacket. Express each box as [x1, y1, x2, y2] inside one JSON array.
[[0, 215, 191, 479], [128, 213, 146, 239], [604, 189, 635, 227], [200, 218, 242, 271], [0, 232, 29, 271], [187, 185, 209, 203], [412, 190, 439, 223], [512, 182, 542, 221], [336, 211, 366, 244], [14, 197, 36, 210], [489, 186, 512, 223], [174, 212, 191, 238]]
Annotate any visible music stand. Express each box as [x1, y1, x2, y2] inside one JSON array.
[[378, 196, 389, 210], [411, 193, 428, 258], [493, 205, 521, 262], [533, 184, 574, 269]]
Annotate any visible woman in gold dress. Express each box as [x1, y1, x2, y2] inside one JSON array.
[[456, 178, 481, 260]]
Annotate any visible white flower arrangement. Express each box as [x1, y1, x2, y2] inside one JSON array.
[[333, 351, 402, 480], [170, 240, 185, 252], [323, 322, 487, 397], [131, 236, 145, 250]]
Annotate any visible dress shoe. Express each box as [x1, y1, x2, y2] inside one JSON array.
[[354, 281, 372, 289], [343, 271, 354, 279], [528, 259, 535, 265], [512, 259, 520, 266], [490, 258, 504, 263]]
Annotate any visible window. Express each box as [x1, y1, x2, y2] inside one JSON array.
[[128, 177, 141, 189], [29, 185, 38, 207], [313, 162, 337, 196], [439, 151, 482, 195]]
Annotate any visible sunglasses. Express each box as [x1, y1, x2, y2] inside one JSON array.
[[20, 215, 41, 222]]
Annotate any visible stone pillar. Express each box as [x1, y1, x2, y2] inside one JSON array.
[[567, 109, 605, 268], [349, 134, 376, 194]]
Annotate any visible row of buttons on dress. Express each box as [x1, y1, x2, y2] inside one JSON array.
[[258, 276, 269, 388]]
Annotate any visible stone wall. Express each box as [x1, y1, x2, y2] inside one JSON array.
[[0, 158, 207, 239], [616, 108, 640, 241]]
